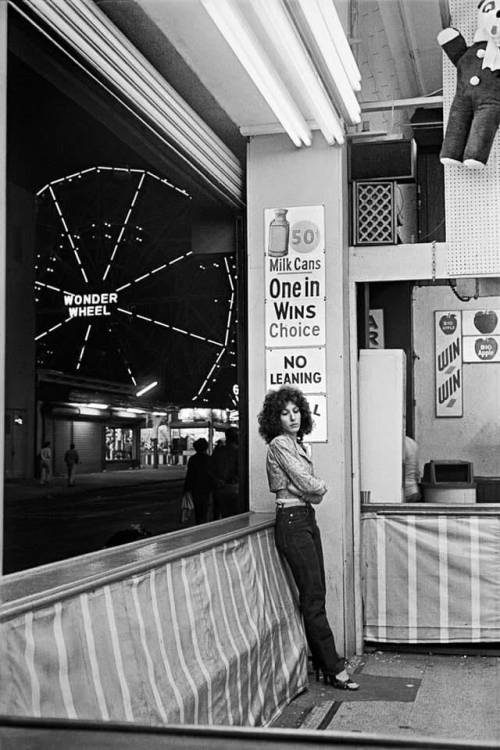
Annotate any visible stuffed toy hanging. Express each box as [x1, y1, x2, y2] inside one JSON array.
[[438, 0, 500, 168]]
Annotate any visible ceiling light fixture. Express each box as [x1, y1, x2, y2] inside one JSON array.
[[136, 381, 158, 397], [17, 0, 243, 207], [294, 0, 361, 126], [200, 0, 312, 147], [252, 0, 345, 145], [316, 0, 361, 92], [79, 407, 104, 416]]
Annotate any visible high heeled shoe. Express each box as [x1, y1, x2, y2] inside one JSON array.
[[323, 671, 359, 690], [311, 657, 359, 690], [311, 658, 321, 682]]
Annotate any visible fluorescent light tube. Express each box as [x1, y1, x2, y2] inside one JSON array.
[[317, 0, 361, 92], [201, 0, 312, 147], [20, 0, 243, 205], [136, 381, 158, 397], [253, 0, 345, 145], [295, 0, 361, 125]]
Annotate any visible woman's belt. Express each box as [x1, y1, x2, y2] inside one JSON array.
[[275, 497, 308, 508]]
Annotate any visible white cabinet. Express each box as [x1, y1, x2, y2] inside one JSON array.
[[358, 349, 405, 503]]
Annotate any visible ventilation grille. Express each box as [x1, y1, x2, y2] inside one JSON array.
[[353, 181, 396, 245]]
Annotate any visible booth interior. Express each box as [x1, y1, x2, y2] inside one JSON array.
[[356, 277, 500, 505], [356, 276, 500, 646]]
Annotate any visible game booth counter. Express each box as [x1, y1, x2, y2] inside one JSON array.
[[355, 281, 500, 647]]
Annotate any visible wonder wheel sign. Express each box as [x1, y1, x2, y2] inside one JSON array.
[[34, 167, 238, 406]]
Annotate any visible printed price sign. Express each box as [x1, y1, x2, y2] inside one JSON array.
[[265, 205, 326, 348], [290, 220, 321, 253], [264, 205, 328, 442]]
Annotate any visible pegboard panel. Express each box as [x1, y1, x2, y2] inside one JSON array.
[[443, 0, 500, 276]]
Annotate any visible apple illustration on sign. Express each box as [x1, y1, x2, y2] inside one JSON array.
[[475, 337, 498, 360], [439, 313, 457, 335], [474, 310, 498, 335]]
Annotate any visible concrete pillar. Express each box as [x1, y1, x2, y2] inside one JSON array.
[[246, 131, 356, 655]]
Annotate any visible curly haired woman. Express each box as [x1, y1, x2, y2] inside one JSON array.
[[258, 386, 358, 690]]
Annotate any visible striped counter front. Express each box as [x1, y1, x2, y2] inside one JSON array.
[[0, 514, 307, 726], [361, 507, 500, 643]]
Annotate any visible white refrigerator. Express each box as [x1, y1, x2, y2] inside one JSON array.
[[358, 349, 406, 503]]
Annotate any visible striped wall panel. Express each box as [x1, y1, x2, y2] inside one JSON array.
[[1, 528, 307, 726], [362, 514, 500, 643]]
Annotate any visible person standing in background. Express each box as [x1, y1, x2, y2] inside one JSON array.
[[404, 435, 421, 501], [183, 437, 213, 524], [64, 442, 80, 487], [212, 427, 240, 519], [40, 441, 52, 485]]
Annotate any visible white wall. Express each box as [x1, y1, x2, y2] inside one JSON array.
[[414, 285, 500, 476], [246, 131, 355, 654]]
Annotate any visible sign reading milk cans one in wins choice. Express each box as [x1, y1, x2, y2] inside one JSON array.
[[265, 205, 326, 347], [264, 205, 327, 443]]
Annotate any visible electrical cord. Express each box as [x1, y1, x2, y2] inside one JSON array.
[[447, 278, 479, 302]]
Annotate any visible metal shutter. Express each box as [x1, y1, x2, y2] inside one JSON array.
[[72, 421, 104, 474]]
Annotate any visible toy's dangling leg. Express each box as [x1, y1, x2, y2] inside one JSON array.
[[440, 95, 474, 166], [463, 105, 500, 168]]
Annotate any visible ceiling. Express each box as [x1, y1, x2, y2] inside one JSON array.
[[6, 0, 447, 408], [96, 0, 446, 149]]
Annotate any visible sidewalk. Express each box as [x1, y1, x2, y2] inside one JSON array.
[[4, 465, 186, 501], [272, 650, 500, 743]]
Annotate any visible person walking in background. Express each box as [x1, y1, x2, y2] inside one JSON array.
[[64, 442, 79, 487], [40, 441, 52, 485], [212, 427, 240, 519], [258, 386, 359, 691], [183, 437, 213, 524]]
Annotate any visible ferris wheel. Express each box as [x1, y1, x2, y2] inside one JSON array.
[[34, 166, 238, 407]]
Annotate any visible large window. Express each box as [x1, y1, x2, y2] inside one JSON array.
[[3, 9, 246, 574]]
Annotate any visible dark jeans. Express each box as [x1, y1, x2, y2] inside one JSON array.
[[213, 484, 239, 519], [192, 491, 210, 524], [275, 504, 344, 675]]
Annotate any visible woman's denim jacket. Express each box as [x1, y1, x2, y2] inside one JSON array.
[[266, 434, 326, 499]]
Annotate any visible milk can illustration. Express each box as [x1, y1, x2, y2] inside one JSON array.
[[268, 208, 289, 257]]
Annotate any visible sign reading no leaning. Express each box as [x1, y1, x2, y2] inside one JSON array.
[[266, 348, 326, 392], [264, 205, 327, 442]]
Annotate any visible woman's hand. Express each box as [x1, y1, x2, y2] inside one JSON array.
[[287, 482, 327, 504], [303, 492, 324, 505]]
